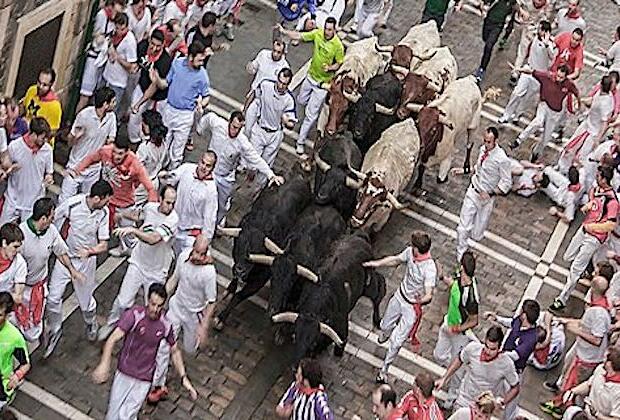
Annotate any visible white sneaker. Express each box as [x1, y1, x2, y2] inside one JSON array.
[[377, 331, 389, 344], [497, 115, 510, 124], [296, 144, 305, 155], [43, 331, 62, 359], [97, 323, 115, 341], [86, 322, 99, 342]]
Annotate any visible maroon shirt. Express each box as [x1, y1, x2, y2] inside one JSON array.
[[533, 70, 579, 112], [116, 306, 175, 382]]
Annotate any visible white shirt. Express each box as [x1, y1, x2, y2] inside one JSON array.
[[586, 92, 614, 134], [196, 112, 274, 181], [555, 8, 586, 34], [127, 6, 152, 42], [19, 221, 68, 286], [527, 35, 555, 71], [170, 249, 217, 313], [94, 8, 115, 36], [397, 247, 436, 302], [0, 254, 27, 294], [129, 202, 178, 278], [6, 137, 53, 212], [248, 50, 290, 92], [541, 166, 582, 222], [254, 80, 296, 131], [68, 106, 117, 170], [53, 195, 109, 258], [186, 3, 207, 30], [588, 365, 620, 417], [471, 145, 513, 195], [607, 41, 620, 72], [163, 1, 189, 31], [0, 129, 7, 155], [102, 31, 138, 89], [575, 305, 611, 363], [135, 141, 166, 204], [167, 163, 218, 239]]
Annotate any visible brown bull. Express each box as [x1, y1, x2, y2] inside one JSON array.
[[325, 74, 361, 136], [395, 73, 441, 119]]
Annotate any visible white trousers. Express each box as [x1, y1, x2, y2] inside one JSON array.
[[0, 197, 32, 225], [215, 175, 234, 225], [298, 77, 328, 146], [502, 74, 540, 121], [356, 7, 380, 38], [456, 186, 495, 261], [557, 122, 593, 174], [379, 292, 418, 373], [499, 372, 523, 420], [80, 57, 103, 96], [127, 86, 159, 144], [11, 281, 47, 342], [163, 103, 195, 169], [513, 25, 536, 76], [559, 228, 601, 304], [433, 320, 471, 405], [152, 298, 201, 387], [244, 99, 260, 138], [105, 371, 150, 420], [59, 168, 101, 204], [249, 125, 283, 184], [518, 102, 562, 157], [106, 263, 166, 326], [46, 256, 98, 338]]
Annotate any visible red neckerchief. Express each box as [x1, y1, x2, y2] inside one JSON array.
[[0, 255, 12, 274], [413, 251, 432, 262], [479, 347, 500, 362], [568, 183, 581, 192], [38, 90, 59, 102], [175, 0, 189, 14], [480, 147, 491, 165], [22, 133, 41, 153], [111, 29, 128, 47], [605, 372, 620, 383], [194, 169, 213, 181], [298, 384, 323, 396], [534, 344, 551, 365], [147, 49, 163, 64], [591, 295, 610, 309], [104, 7, 114, 19], [566, 8, 581, 18]]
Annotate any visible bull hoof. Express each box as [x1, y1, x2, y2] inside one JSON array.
[[213, 317, 224, 331], [274, 330, 287, 346], [436, 175, 449, 184], [333, 345, 345, 357]]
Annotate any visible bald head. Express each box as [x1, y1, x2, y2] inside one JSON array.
[[194, 234, 209, 252], [591, 275, 609, 297], [189, 234, 211, 265]]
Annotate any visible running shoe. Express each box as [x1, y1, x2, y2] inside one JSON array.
[[539, 401, 564, 419], [548, 298, 566, 312], [86, 322, 99, 342], [375, 371, 387, 384], [43, 331, 62, 359], [543, 381, 560, 393]]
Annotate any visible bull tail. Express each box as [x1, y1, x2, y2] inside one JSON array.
[[482, 86, 502, 103]]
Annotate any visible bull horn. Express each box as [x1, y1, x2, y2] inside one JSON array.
[[346, 176, 363, 189], [406, 103, 423, 113], [264, 237, 284, 255], [374, 43, 394, 53], [438, 115, 454, 130], [413, 48, 437, 61], [428, 81, 442, 93], [342, 90, 362, 103], [315, 154, 331, 172], [321, 82, 332, 90], [248, 254, 275, 265], [390, 65, 410, 76], [319, 322, 344, 347], [272, 312, 299, 324], [348, 166, 366, 180], [217, 227, 241, 237], [296, 264, 319, 283], [386, 192, 406, 210], [376, 103, 396, 115]]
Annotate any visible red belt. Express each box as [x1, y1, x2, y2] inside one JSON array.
[[553, 356, 599, 407], [400, 288, 423, 351], [15, 279, 46, 330]]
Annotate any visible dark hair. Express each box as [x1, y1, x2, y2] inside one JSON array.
[[557, 64, 570, 75], [415, 372, 434, 398], [608, 347, 620, 371], [32, 197, 55, 221], [89, 179, 114, 199], [30, 117, 51, 138], [278, 67, 294, 80], [230, 110, 245, 123], [299, 358, 323, 388], [461, 251, 476, 277], [0, 292, 14, 314], [539, 20, 551, 33], [142, 109, 163, 131], [160, 184, 176, 200], [485, 326, 505, 344], [411, 230, 431, 254], [0, 223, 23, 247], [40, 68, 56, 84], [150, 28, 165, 43], [536, 326, 547, 344], [522, 299, 541, 325], [610, 71, 620, 84], [597, 261, 615, 282], [325, 17, 337, 28], [201, 12, 217, 28], [148, 282, 168, 301], [114, 136, 131, 151], [149, 124, 167, 147], [539, 173, 550, 188], [486, 126, 499, 140], [598, 165, 614, 183], [602, 75, 613, 94], [131, 0, 145, 4], [188, 40, 206, 57], [573, 28, 584, 38], [114, 12, 129, 27], [376, 384, 397, 407], [568, 166, 580, 185], [94, 86, 116, 108]]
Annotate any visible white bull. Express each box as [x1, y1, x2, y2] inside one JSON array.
[[349, 119, 420, 232], [411, 46, 458, 93], [376, 21, 441, 71]]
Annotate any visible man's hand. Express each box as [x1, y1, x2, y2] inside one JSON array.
[[76, 248, 91, 260], [43, 174, 54, 187], [92, 363, 110, 384], [7, 372, 23, 390], [114, 227, 136, 238], [549, 206, 559, 216], [362, 261, 377, 268], [218, 42, 231, 52], [11, 293, 22, 306], [148, 66, 159, 83], [6, 163, 20, 175], [321, 63, 332, 73], [483, 311, 497, 322], [70, 269, 86, 284], [448, 325, 461, 335], [196, 325, 209, 350], [65, 168, 78, 178], [434, 377, 446, 390], [131, 103, 140, 114], [581, 202, 593, 213], [268, 175, 285, 187], [454, 1, 463, 11], [479, 191, 491, 200], [182, 376, 198, 401], [274, 23, 284, 34]]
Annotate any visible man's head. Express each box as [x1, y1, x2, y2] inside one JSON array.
[[483, 126, 499, 151], [197, 151, 216, 179], [296, 358, 323, 388], [0, 223, 23, 262], [200, 12, 217, 35], [596, 261, 615, 282], [36, 68, 56, 97], [94, 86, 117, 113], [130, 0, 146, 12], [114, 12, 130, 36], [484, 326, 504, 358], [610, 71, 620, 90], [601, 75, 613, 94], [567, 0, 580, 13], [159, 185, 177, 215], [188, 41, 207, 68], [0, 293, 14, 328], [597, 164, 614, 188], [29, 117, 51, 147], [146, 283, 167, 320], [414, 372, 435, 399], [571, 28, 584, 48], [556, 65, 569, 82], [410, 230, 431, 255], [141, 109, 163, 138], [460, 250, 476, 281], [272, 39, 286, 61], [150, 124, 167, 147], [148, 29, 165, 57], [538, 20, 551, 39], [474, 392, 497, 415], [88, 180, 114, 210], [190, 234, 211, 265], [520, 299, 541, 326], [568, 165, 580, 186], [324, 17, 337, 40], [112, 137, 130, 165], [228, 111, 245, 138], [276, 67, 293, 94], [605, 347, 620, 375], [31, 197, 55, 231], [591, 275, 609, 299], [371, 384, 397, 419], [105, 0, 126, 15]]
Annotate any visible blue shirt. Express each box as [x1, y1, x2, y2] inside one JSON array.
[[166, 58, 210, 111], [277, 0, 316, 21], [503, 317, 538, 372]]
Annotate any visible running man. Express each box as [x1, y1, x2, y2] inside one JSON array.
[[0, 292, 30, 409]]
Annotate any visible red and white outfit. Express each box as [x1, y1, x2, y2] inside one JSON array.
[[378, 248, 436, 375], [163, 0, 190, 32], [0, 253, 27, 297], [14, 220, 68, 342], [562, 365, 620, 420], [0, 135, 53, 224], [395, 389, 444, 420]]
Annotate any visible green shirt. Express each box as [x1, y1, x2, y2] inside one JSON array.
[[0, 321, 28, 400], [484, 0, 516, 24], [300, 29, 345, 84], [425, 0, 451, 15]]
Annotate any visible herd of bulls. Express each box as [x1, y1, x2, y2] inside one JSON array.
[[212, 21, 500, 363]]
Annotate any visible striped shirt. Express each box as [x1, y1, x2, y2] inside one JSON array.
[[278, 382, 333, 420]]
